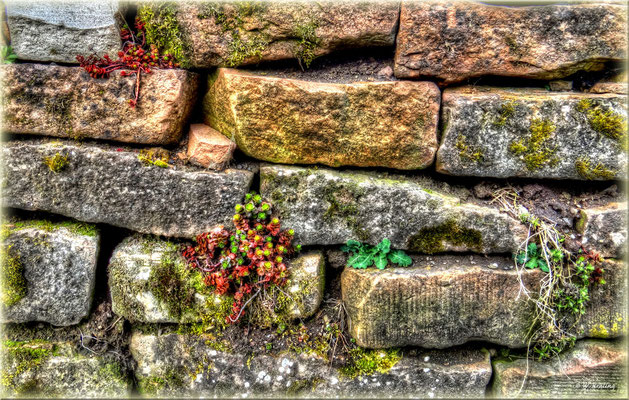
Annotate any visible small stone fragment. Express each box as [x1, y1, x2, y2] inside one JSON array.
[[1, 219, 99, 326], [186, 124, 236, 170], [436, 87, 627, 180], [1, 64, 199, 145], [492, 340, 627, 398], [204, 68, 440, 170], [6, 0, 123, 63], [395, 1, 627, 83], [1, 140, 253, 237], [549, 81, 572, 91]]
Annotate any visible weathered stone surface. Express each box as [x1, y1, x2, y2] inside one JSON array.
[[204, 68, 440, 170], [130, 331, 491, 398], [492, 340, 627, 398], [395, 1, 627, 83], [1, 340, 130, 397], [138, 1, 399, 68], [1, 141, 253, 237], [1, 220, 99, 326], [341, 257, 626, 349], [577, 202, 627, 258], [187, 124, 236, 170], [436, 87, 627, 180], [109, 235, 325, 324], [1, 63, 199, 145], [6, 0, 122, 63], [260, 165, 527, 253]]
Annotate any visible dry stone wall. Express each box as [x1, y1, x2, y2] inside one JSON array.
[[0, 0, 627, 398]]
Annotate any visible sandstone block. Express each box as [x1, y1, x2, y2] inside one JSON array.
[[204, 68, 439, 169], [1, 219, 99, 326], [137, 1, 399, 68], [6, 0, 123, 63], [186, 124, 236, 170], [108, 235, 324, 324], [436, 87, 627, 180], [395, 1, 627, 83], [130, 331, 491, 398], [492, 340, 627, 398], [341, 257, 626, 348], [260, 165, 527, 253], [1, 64, 199, 145], [577, 202, 627, 258], [1, 340, 130, 397], [1, 141, 253, 237]]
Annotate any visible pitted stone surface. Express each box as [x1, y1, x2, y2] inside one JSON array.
[[138, 1, 399, 68], [1, 141, 253, 237], [492, 340, 627, 398], [436, 87, 627, 180], [6, 0, 123, 63], [395, 1, 627, 83], [130, 331, 491, 398], [341, 258, 626, 349], [204, 68, 440, 170], [577, 202, 627, 258], [1, 221, 99, 326], [109, 235, 324, 324], [260, 164, 527, 253], [1, 64, 199, 145], [1, 341, 130, 397]]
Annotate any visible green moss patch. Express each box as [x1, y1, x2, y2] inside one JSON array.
[[493, 101, 517, 127], [339, 347, 402, 379], [137, 368, 185, 396], [577, 98, 627, 149], [138, 2, 191, 68], [293, 21, 321, 69], [455, 134, 484, 163], [575, 156, 616, 180], [1, 340, 55, 394], [43, 152, 68, 173], [2, 219, 98, 239], [322, 180, 369, 241], [508, 118, 559, 171], [0, 245, 26, 307], [407, 219, 483, 254]]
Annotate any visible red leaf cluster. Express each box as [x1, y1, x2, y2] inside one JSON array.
[[182, 192, 301, 324]]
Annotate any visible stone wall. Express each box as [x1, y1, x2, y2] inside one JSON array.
[[1, 0, 627, 398]]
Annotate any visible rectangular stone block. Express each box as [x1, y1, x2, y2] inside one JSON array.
[[492, 340, 627, 398], [6, 0, 123, 63], [395, 1, 627, 83], [436, 87, 627, 180], [341, 257, 626, 349], [1, 64, 199, 145], [137, 1, 399, 68], [577, 202, 627, 258], [204, 68, 440, 170], [187, 123, 236, 170], [130, 331, 491, 398], [1, 140, 254, 237], [260, 164, 527, 253], [1, 219, 99, 326]]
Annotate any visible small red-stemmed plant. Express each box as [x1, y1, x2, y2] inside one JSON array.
[[76, 18, 179, 107], [182, 192, 301, 324]]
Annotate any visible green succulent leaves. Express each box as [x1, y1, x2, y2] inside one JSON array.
[[341, 239, 412, 270], [514, 242, 563, 273]]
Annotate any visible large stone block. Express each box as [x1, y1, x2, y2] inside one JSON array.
[[130, 331, 491, 398], [1, 340, 130, 397], [1, 141, 254, 237], [492, 340, 627, 398], [1, 219, 99, 326], [1, 64, 199, 145], [577, 202, 627, 258], [395, 1, 627, 83], [341, 257, 626, 349], [108, 235, 325, 324], [204, 68, 440, 170], [260, 165, 527, 253], [436, 87, 627, 180], [137, 1, 399, 68], [5, 0, 123, 63]]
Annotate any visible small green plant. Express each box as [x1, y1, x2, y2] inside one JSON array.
[[1, 46, 17, 64], [138, 148, 169, 168], [341, 239, 412, 270], [42, 153, 68, 173], [514, 242, 563, 273]]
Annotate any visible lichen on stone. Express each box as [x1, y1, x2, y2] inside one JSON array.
[[576, 98, 627, 148], [575, 156, 616, 180], [322, 180, 369, 241], [407, 219, 483, 254], [493, 101, 517, 127], [293, 20, 321, 69], [508, 118, 558, 171], [138, 148, 170, 168], [42, 152, 68, 173], [455, 134, 484, 163], [0, 340, 55, 394]]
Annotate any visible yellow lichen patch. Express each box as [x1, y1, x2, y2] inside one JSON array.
[[577, 98, 628, 149], [0, 245, 27, 307], [42, 152, 68, 173], [589, 324, 609, 338], [493, 100, 517, 127], [575, 156, 616, 180], [138, 148, 170, 168], [455, 134, 484, 163], [508, 118, 559, 171]]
